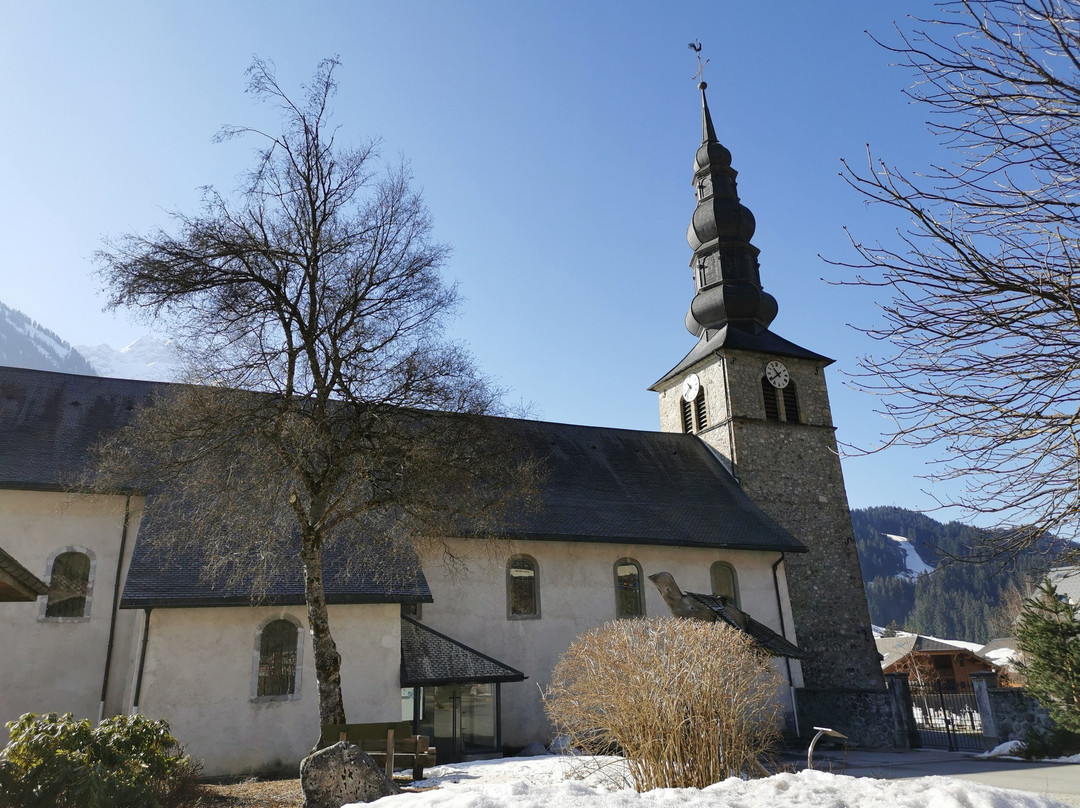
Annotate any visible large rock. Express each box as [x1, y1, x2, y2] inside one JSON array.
[[300, 742, 401, 807]]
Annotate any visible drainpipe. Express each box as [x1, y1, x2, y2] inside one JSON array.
[[98, 495, 131, 721], [772, 553, 798, 736], [132, 607, 152, 714]]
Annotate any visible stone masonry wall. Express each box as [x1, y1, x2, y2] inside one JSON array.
[[657, 348, 884, 692], [795, 688, 896, 749], [987, 688, 1052, 744]]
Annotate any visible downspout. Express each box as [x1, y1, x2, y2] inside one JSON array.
[[772, 553, 798, 737], [719, 355, 739, 482], [98, 495, 131, 721], [132, 607, 152, 714]]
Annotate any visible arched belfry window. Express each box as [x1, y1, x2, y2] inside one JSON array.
[[614, 558, 645, 619], [710, 562, 739, 608], [681, 388, 708, 434], [782, 382, 800, 423], [761, 375, 800, 423], [253, 615, 303, 700], [507, 555, 540, 619], [41, 547, 95, 621]]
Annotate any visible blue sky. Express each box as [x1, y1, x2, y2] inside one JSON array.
[[2, 1, 965, 516]]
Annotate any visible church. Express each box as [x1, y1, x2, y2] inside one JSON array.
[[0, 82, 885, 775]]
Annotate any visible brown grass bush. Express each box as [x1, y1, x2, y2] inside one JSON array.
[[544, 617, 782, 791]]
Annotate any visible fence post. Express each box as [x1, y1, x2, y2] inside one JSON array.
[[970, 672, 999, 752], [885, 673, 919, 749]]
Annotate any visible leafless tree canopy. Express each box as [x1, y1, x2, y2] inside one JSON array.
[[93, 57, 539, 730], [836, 1, 1080, 553]]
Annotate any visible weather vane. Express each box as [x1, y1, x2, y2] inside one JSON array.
[[688, 40, 709, 83]]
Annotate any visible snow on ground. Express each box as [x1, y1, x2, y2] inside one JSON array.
[[886, 533, 935, 578], [349, 755, 1073, 808]]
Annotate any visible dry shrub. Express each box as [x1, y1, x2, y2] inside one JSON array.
[[544, 617, 782, 791]]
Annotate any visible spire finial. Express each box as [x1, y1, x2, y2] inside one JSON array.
[[689, 40, 709, 83]]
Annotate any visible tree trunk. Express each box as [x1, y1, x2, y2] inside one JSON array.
[[301, 532, 347, 743]]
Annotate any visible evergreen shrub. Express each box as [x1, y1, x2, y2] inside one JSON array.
[[1016, 580, 1080, 738], [0, 713, 196, 808]]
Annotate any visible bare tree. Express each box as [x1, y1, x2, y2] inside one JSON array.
[[94, 57, 537, 733], [837, 1, 1080, 555]]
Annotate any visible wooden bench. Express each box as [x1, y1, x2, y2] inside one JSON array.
[[321, 721, 435, 781]]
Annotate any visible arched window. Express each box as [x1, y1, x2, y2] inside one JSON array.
[[253, 616, 302, 700], [507, 555, 540, 619], [41, 548, 95, 621], [681, 388, 708, 433], [761, 377, 800, 423], [781, 381, 800, 423], [710, 562, 739, 608], [761, 377, 781, 422], [614, 558, 644, 618]]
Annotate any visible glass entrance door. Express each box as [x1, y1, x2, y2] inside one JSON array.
[[417, 684, 497, 762]]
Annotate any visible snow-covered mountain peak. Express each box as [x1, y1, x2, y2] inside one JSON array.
[[77, 335, 182, 382], [0, 302, 97, 375]]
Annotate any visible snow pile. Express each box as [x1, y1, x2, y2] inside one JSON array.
[[979, 740, 1025, 758], [887, 533, 935, 578], [350, 755, 1072, 808]]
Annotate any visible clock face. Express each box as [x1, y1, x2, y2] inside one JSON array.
[[681, 373, 701, 402], [765, 360, 790, 389]]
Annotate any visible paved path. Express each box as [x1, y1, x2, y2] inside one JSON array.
[[793, 749, 1080, 807]]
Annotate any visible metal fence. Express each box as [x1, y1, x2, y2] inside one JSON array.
[[908, 681, 984, 751]]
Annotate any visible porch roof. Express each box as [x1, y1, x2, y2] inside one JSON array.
[[400, 616, 526, 686], [0, 545, 48, 602]]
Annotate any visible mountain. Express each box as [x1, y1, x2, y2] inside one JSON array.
[[76, 336, 181, 382], [0, 302, 97, 375], [852, 506, 1059, 644]]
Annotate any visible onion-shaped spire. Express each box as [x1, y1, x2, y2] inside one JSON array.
[[684, 81, 777, 338]]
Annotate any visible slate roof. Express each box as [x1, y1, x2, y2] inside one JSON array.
[[486, 417, 805, 553], [679, 591, 807, 659], [0, 545, 48, 602], [0, 365, 158, 490], [651, 327, 832, 389], [120, 502, 432, 608], [400, 616, 526, 686], [1, 366, 806, 607]]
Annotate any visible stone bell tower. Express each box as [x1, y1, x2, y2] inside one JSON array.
[[650, 82, 883, 692]]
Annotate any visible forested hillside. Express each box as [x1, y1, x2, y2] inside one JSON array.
[[851, 506, 1058, 644]]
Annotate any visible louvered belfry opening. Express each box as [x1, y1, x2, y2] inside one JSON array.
[[761, 377, 781, 422], [782, 382, 800, 423], [693, 388, 707, 430], [682, 389, 708, 433]]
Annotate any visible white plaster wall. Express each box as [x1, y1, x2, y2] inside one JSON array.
[[135, 603, 401, 776], [0, 490, 142, 734], [420, 540, 801, 749]]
